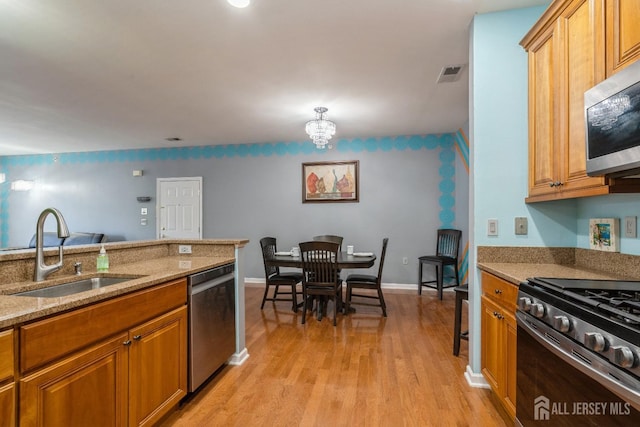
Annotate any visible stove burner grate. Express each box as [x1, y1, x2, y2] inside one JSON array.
[[579, 290, 640, 325]]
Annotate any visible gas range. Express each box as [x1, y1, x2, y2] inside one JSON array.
[[519, 277, 640, 409], [520, 278, 640, 341]]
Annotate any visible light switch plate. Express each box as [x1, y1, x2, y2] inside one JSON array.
[[515, 217, 528, 235], [141, 207, 148, 215], [625, 216, 637, 238], [488, 219, 498, 236]]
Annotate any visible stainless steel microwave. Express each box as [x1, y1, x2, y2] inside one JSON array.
[[585, 59, 640, 177]]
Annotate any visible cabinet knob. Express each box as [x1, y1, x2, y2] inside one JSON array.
[[123, 340, 132, 346], [494, 289, 502, 294], [133, 335, 142, 341]]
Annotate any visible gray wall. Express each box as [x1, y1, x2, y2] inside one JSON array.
[[0, 135, 467, 285]]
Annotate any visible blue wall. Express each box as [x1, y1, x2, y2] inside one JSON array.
[[0, 134, 468, 285]]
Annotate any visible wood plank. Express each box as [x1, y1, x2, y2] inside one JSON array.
[[160, 287, 509, 426]]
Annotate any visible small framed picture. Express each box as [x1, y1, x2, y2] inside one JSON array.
[[302, 160, 359, 203], [589, 218, 620, 252]]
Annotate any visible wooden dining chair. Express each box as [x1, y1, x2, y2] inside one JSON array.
[[312, 235, 343, 250], [259, 237, 304, 312], [418, 229, 462, 300], [345, 238, 389, 316], [299, 240, 343, 326]]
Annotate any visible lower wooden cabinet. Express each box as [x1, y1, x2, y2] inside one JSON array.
[[0, 328, 15, 427], [129, 306, 188, 427], [0, 382, 16, 427], [18, 279, 188, 427], [481, 272, 517, 420], [20, 333, 129, 427]]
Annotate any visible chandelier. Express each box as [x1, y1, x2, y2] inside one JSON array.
[[305, 107, 336, 149]]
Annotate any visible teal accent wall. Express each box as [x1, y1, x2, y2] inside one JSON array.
[[473, 5, 577, 249]]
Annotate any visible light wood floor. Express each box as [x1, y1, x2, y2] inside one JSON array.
[[160, 286, 509, 427]]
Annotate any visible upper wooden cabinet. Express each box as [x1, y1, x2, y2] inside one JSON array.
[[606, 0, 640, 75], [521, 0, 640, 203]]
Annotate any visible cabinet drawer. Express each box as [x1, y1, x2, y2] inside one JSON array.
[[0, 329, 14, 384], [20, 278, 187, 374], [482, 272, 518, 310]]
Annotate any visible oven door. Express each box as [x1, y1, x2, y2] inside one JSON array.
[[516, 312, 640, 426]]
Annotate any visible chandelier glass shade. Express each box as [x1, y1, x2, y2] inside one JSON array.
[[305, 107, 336, 149]]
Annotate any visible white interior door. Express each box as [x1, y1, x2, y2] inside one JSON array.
[[157, 177, 202, 239]]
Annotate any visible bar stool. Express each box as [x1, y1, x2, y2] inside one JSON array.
[[453, 284, 469, 356]]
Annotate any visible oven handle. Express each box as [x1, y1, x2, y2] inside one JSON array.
[[516, 311, 640, 412]]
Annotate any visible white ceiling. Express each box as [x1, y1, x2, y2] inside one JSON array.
[[0, 0, 549, 156]]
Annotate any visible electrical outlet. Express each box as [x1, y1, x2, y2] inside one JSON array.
[[178, 245, 192, 254], [625, 216, 637, 238], [402, 257, 408, 265]]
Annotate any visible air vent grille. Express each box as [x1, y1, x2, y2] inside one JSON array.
[[437, 64, 466, 83]]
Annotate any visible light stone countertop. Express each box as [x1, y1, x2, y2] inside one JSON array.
[[0, 254, 235, 329]]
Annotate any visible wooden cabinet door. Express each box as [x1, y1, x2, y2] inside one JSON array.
[[19, 334, 129, 427], [606, 0, 640, 75], [557, 0, 607, 193], [527, 24, 558, 199], [0, 329, 14, 384], [481, 296, 503, 394], [128, 306, 187, 427], [0, 382, 16, 427], [504, 312, 518, 420]]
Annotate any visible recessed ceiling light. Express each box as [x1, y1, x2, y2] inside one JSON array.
[[227, 0, 250, 8]]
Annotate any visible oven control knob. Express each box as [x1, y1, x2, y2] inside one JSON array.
[[612, 346, 636, 368], [584, 332, 606, 352], [518, 297, 532, 312], [530, 303, 545, 318], [552, 315, 570, 333]]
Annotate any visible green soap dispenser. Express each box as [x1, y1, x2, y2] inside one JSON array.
[[97, 245, 109, 272]]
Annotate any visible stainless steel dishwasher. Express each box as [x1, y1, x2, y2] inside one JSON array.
[[188, 262, 236, 392]]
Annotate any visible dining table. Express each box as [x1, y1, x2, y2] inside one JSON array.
[[266, 251, 376, 269], [266, 251, 377, 318]]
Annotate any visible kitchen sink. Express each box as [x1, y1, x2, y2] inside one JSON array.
[[13, 276, 140, 298]]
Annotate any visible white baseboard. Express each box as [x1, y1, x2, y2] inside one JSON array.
[[228, 348, 250, 366], [464, 365, 490, 388], [243, 277, 455, 293]]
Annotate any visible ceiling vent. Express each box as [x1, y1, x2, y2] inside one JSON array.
[[436, 64, 466, 83]]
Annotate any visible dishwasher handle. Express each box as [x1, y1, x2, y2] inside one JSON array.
[[190, 273, 234, 296], [188, 263, 235, 286]]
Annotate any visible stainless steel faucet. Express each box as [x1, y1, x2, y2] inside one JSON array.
[[34, 208, 70, 282]]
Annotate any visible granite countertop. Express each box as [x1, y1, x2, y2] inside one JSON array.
[[477, 262, 628, 286], [0, 255, 235, 329]]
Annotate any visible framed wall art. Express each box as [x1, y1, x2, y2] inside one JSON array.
[[589, 218, 620, 252], [302, 160, 359, 203]]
